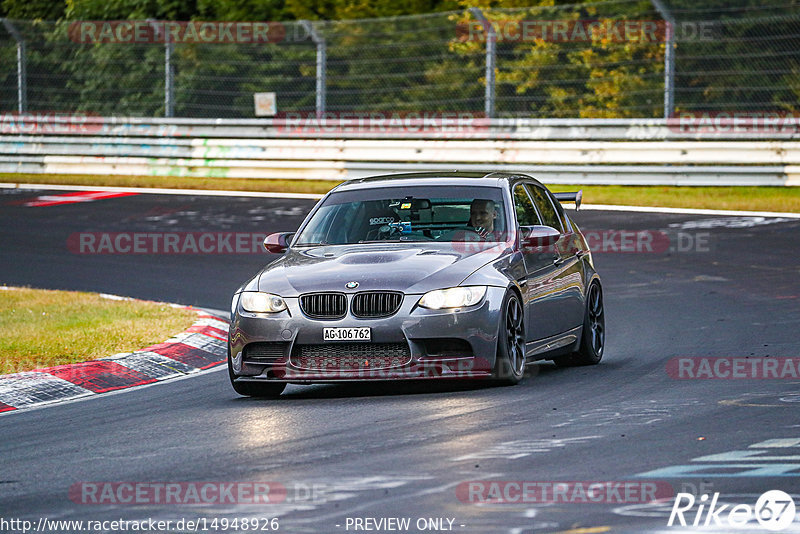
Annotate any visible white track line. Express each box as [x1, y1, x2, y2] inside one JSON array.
[[0, 182, 323, 200], [582, 203, 800, 219], [2, 182, 798, 217]]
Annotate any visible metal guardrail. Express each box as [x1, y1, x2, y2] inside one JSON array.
[[3, 136, 800, 162], [1, 118, 799, 185], [3, 117, 800, 140], [344, 163, 794, 187]]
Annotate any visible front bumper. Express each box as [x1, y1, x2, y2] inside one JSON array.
[[228, 287, 506, 383]]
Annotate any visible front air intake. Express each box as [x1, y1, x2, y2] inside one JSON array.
[[291, 343, 412, 370]]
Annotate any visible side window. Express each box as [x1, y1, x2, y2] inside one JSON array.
[[526, 184, 562, 232], [513, 184, 542, 226]]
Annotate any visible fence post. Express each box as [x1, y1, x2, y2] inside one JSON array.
[[2, 19, 27, 113], [650, 0, 675, 118], [469, 8, 495, 119], [147, 20, 174, 117], [165, 36, 174, 117], [301, 20, 326, 117], [316, 34, 326, 117]]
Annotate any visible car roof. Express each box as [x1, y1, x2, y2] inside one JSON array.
[[332, 171, 546, 192]]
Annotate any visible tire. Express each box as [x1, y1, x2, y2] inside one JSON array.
[[493, 291, 526, 385], [228, 347, 286, 398], [556, 282, 604, 367]]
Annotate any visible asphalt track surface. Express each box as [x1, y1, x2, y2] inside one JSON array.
[[1, 187, 800, 533]]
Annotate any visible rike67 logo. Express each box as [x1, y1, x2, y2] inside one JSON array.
[[668, 490, 796, 531]]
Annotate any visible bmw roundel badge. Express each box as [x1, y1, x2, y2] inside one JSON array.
[[346, 281, 359, 289]]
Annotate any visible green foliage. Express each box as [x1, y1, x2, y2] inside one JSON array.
[[0, 0, 798, 118], [65, 0, 197, 20], [2, 0, 65, 20], [283, 0, 459, 21], [196, 0, 287, 22], [446, 1, 666, 117]]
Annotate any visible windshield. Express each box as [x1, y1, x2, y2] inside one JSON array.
[[294, 185, 508, 246]]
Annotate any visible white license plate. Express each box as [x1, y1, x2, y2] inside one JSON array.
[[323, 327, 371, 341]]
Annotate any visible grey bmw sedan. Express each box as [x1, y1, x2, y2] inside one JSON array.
[[228, 172, 604, 397]]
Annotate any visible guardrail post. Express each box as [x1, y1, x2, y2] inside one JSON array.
[[2, 19, 27, 113], [650, 0, 675, 118], [301, 20, 326, 117], [468, 8, 496, 119]]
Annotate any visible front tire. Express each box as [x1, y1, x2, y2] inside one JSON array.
[[228, 347, 286, 398], [493, 291, 526, 385]]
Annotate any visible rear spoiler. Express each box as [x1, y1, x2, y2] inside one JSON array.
[[553, 190, 583, 210]]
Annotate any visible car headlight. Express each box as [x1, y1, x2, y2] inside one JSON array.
[[418, 286, 487, 310], [240, 292, 287, 313]]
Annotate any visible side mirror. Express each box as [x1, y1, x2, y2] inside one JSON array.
[[519, 225, 561, 248], [263, 232, 294, 254]]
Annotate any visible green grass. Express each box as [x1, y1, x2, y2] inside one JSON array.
[[0, 173, 341, 195], [2, 173, 799, 212], [0, 287, 197, 374]]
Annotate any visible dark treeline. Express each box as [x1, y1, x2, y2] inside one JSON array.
[[1, 0, 465, 21]]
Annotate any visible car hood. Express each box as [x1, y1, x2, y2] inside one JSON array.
[[255, 242, 510, 296]]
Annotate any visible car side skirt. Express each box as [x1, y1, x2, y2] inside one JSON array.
[[525, 325, 583, 361]]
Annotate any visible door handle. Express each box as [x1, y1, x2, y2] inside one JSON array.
[[554, 250, 584, 266]]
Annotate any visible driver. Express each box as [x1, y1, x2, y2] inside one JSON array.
[[468, 199, 497, 238]]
